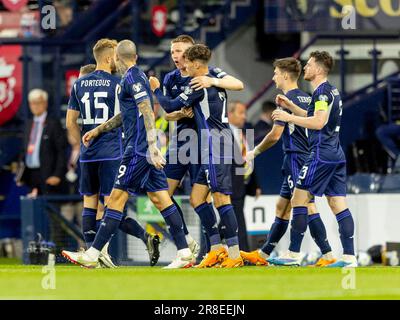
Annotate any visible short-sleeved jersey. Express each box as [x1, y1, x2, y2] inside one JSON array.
[[177, 83, 232, 164], [162, 66, 228, 137], [119, 65, 153, 157], [68, 70, 123, 162], [308, 81, 345, 163], [276, 88, 311, 155]]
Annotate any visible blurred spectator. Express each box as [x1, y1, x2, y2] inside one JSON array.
[[376, 121, 400, 172], [254, 100, 275, 144], [228, 100, 261, 251], [54, 0, 73, 28], [16, 89, 68, 197]]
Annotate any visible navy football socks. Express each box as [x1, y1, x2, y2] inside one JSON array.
[[92, 208, 123, 251], [288, 206, 308, 253], [119, 216, 148, 243], [217, 204, 239, 247], [171, 196, 189, 236], [194, 202, 221, 246], [161, 204, 188, 250], [261, 216, 289, 255], [82, 207, 97, 248], [336, 209, 355, 255], [308, 213, 332, 254]]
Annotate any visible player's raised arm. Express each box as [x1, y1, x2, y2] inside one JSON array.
[[276, 94, 307, 117], [247, 123, 285, 162], [164, 107, 194, 121], [272, 104, 328, 130], [190, 68, 244, 91], [189, 75, 244, 91], [150, 76, 201, 113]]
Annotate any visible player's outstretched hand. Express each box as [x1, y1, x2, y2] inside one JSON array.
[[149, 76, 160, 92], [182, 107, 194, 118], [272, 109, 291, 123], [82, 128, 99, 148], [275, 94, 291, 109], [190, 76, 212, 91], [149, 145, 166, 170]]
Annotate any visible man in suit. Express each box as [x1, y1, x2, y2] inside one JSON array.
[[17, 88, 67, 197], [254, 100, 275, 144], [228, 101, 261, 251]]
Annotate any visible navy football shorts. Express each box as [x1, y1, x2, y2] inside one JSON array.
[[195, 161, 232, 195], [164, 149, 200, 185], [280, 152, 309, 199], [296, 152, 347, 197], [79, 160, 120, 196], [113, 154, 168, 194]]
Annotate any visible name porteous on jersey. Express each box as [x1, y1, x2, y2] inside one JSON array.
[[80, 79, 112, 87]]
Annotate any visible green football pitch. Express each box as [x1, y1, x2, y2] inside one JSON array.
[[0, 262, 399, 300]]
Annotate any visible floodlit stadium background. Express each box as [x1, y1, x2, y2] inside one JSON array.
[[0, 0, 399, 270]]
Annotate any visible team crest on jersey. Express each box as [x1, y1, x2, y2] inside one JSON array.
[[213, 67, 222, 74], [184, 86, 193, 95], [132, 83, 142, 92], [318, 94, 328, 102]]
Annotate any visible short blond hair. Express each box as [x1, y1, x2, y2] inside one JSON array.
[[79, 64, 96, 76], [171, 35, 195, 45], [93, 38, 117, 62], [28, 88, 48, 102]]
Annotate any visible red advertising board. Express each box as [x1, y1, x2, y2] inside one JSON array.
[[152, 5, 167, 37], [0, 45, 23, 126], [2, 0, 28, 12], [65, 70, 80, 97]]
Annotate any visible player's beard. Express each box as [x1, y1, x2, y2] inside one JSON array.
[[116, 60, 129, 75], [110, 60, 117, 74]]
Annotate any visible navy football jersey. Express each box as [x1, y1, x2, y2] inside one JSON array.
[[308, 81, 345, 162], [278, 88, 311, 155], [68, 70, 123, 162], [162, 66, 228, 134], [119, 65, 154, 157], [155, 73, 232, 164]]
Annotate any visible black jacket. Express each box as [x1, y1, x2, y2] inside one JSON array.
[[19, 116, 67, 186], [231, 129, 260, 200]]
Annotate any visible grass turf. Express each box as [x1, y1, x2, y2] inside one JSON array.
[[0, 264, 399, 300]]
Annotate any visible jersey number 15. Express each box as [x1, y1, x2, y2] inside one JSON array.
[[80, 86, 120, 125]]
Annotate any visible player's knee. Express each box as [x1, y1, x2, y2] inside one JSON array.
[[83, 194, 98, 209], [278, 209, 291, 221], [327, 196, 347, 214], [290, 197, 307, 208], [213, 193, 230, 208], [107, 190, 126, 211], [149, 193, 162, 209], [275, 198, 289, 216], [307, 203, 317, 214], [190, 194, 202, 209]]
